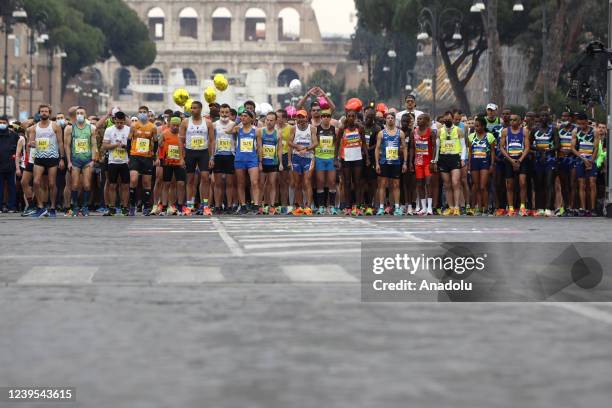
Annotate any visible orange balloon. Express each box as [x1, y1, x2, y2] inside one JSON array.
[[345, 98, 363, 112]]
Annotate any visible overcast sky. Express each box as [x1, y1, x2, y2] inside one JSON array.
[[311, 0, 357, 38]]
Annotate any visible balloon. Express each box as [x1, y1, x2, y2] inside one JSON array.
[[213, 74, 228, 91], [285, 106, 297, 118], [289, 79, 302, 95], [259, 102, 273, 116], [318, 96, 329, 110], [376, 103, 388, 114], [173, 88, 190, 107], [345, 97, 363, 112], [204, 87, 217, 104], [184, 98, 194, 112], [237, 106, 246, 115], [254, 103, 262, 116]]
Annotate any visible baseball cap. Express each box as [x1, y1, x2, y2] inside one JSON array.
[[320, 109, 332, 116], [296, 109, 308, 117], [170, 116, 181, 125], [486, 103, 498, 111]]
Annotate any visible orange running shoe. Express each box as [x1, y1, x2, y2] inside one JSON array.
[[303, 207, 313, 216], [292, 207, 304, 216], [203, 206, 212, 216], [507, 207, 516, 216], [495, 208, 506, 216]]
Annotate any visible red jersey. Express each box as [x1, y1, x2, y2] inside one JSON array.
[[413, 127, 433, 166]]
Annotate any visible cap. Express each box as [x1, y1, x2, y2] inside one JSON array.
[[296, 109, 308, 117], [320, 109, 332, 116], [111, 107, 120, 116], [486, 103, 498, 111], [170, 116, 181, 125]]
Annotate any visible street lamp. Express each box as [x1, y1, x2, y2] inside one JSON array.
[[512, 1, 524, 12], [452, 23, 463, 41], [2, 5, 28, 116], [387, 49, 397, 103], [470, 1, 486, 13]]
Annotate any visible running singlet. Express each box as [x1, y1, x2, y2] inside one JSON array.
[[185, 117, 208, 150], [293, 125, 313, 159], [280, 125, 292, 155], [130, 121, 155, 157], [161, 128, 181, 166], [558, 126, 575, 157], [576, 127, 595, 160], [34, 122, 59, 159], [468, 132, 495, 160], [315, 125, 336, 160], [71, 124, 93, 161], [261, 129, 279, 166], [438, 126, 461, 155], [340, 127, 363, 161], [506, 127, 525, 159], [380, 128, 401, 165], [486, 117, 504, 159], [235, 127, 257, 161], [534, 125, 554, 152], [214, 120, 235, 156], [414, 127, 433, 166]]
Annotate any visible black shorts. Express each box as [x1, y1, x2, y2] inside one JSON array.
[[25, 162, 34, 173], [108, 163, 130, 184], [364, 160, 377, 180], [129, 155, 154, 176], [163, 166, 187, 182], [379, 164, 401, 179], [185, 149, 210, 173], [212, 155, 235, 174], [100, 154, 109, 173], [34, 157, 59, 169], [341, 159, 363, 169], [263, 164, 279, 173], [437, 154, 461, 173], [504, 159, 530, 178]]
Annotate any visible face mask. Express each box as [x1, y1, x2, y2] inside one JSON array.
[[139, 113, 148, 122], [76, 115, 85, 124], [444, 120, 453, 128], [0, 124, 7, 130], [57, 119, 65, 126]]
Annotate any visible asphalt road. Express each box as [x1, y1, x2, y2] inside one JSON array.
[[1, 215, 611, 408]]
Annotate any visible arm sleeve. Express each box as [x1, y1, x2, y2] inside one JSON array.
[[460, 137, 467, 161]]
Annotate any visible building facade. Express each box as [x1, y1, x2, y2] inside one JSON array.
[[95, 0, 363, 113]]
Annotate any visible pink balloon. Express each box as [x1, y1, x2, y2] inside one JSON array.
[[285, 106, 297, 117], [318, 96, 330, 109]]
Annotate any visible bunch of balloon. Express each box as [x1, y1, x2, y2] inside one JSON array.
[[173, 88, 190, 107]]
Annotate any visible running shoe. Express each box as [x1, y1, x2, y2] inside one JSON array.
[[352, 206, 363, 216], [416, 208, 426, 216], [435, 208, 442, 215], [427, 208, 434, 216], [460, 207, 467, 215], [303, 207, 313, 216], [554, 207, 565, 217], [534, 209, 545, 217], [466, 207, 475, 216], [81, 207, 90, 217], [405, 206, 414, 216], [343, 207, 352, 216], [453, 207, 461, 216], [48, 208, 57, 218], [128, 207, 136, 217], [269, 206, 278, 215], [364, 207, 374, 216], [393, 207, 403, 216], [65, 208, 76, 217], [203, 206, 213, 216], [166, 205, 178, 216], [32, 207, 47, 218], [240, 206, 251, 215], [544, 209, 553, 217], [384, 206, 392, 215], [21, 205, 36, 217], [143, 207, 152, 216], [102, 208, 113, 217], [507, 207, 516, 217], [258, 206, 267, 215], [584, 210, 592, 217], [495, 208, 506, 216], [519, 206, 528, 217], [96, 206, 108, 213], [292, 207, 304, 216], [150, 204, 163, 216], [329, 207, 339, 215], [442, 208, 453, 216], [376, 207, 385, 216], [316, 206, 325, 215]]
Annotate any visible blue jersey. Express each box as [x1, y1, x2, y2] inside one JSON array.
[[261, 128, 279, 166], [533, 124, 555, 159], [576, 127, 595, 160], [506, 127, 525, 159], [380, 128, 401, 165], [235, 126, 257, 162]]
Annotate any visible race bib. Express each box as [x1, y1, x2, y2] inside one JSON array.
[[240, 138, 254, 152], [443, 140, 456, 151], [386, 146, 399, 161], [190, 135, 205, 149], [320, 135, 333, 149], [36, 137, 50, 151], [344, 146, 362, 161], [115, 147, 127, 161], [217, 138, 231, 152], [136, 138, 150, 153], [75, 139, 89, 154], [167, 145, 180, 160], [263, 145, 276, 159]]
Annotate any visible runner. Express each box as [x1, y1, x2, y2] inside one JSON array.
[[411, 113, 435, 215], [556, 111, 576, 216], [485, 104, 505, 215], [297, 87, 336, 127], [159, 116, 186, 215], [571, 112, 599, 216], [499, 114, 530, 216], [276, 109, 293, 210], [180, 101, 214, 215], [288, 110, 318, 215], [453, 109, 470, 214], [432, 111, 466, 216], [400, 113, 416, 214], [64, 106, 97, 216], [363, 107, 381, 211], [229, 110, 261, 214], [532, 111, 558, 217], [211, 104, 236, 214], [467, 116, 496, 216], [314, 109, 338, 215], [28, 104, 65, 217], [258, 112, 283, 214], [395, 94, 423, 128], [127, 105, 158, 216], [335, 109, 369, 215], [15, 121, 36, 215], [102, 111, 130, 216], [375, 112, 408, 216]]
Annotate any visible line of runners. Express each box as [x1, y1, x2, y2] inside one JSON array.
[[3, 89, 607, 217]]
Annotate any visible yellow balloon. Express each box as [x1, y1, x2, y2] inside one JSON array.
[[184, 98, 193, 112], [204, 87, 217, 104], [173, 88, 190, 107], [213, 74, 228, 91]]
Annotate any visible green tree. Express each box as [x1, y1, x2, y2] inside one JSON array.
[[306, 69, 345, 109], [346, 79, 378, 104]]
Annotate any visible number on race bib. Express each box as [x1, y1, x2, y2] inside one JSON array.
[[115, 148, 127, 160], [136, 138, 150, 153], [320, 135, 333, 149], [263, 145, 276, 159], [240, 138, 254, 152], [36, 138, 50, 151], [386, 146, 399, 161], [217, 139, 231, 151], [190, 136, 205, 149], [75, 139, 89, 154], [167, 145, 180, 160]]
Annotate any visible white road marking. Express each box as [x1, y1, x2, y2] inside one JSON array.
[[545, 302, 612, 324], [282, 264, 358, 282], [244, 240, 417, 250], [156, 266, 224, 284], [211, 218, 245, 257], [17, 266, 97, 285]]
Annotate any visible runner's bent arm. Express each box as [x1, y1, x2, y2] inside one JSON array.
[[500, 129, 511, 161], [519, 128, 530, 162], [309, 126, 319, 151], [374, 130, 382, 168], [64, 125, 73, 166], [207, 119, 215, 157], [54, 122, 65, 159], [90, 125, 98, 161]]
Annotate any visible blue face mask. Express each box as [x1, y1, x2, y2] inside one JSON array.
[[139, 113, 148, 122], [76, 114, 85, 124], [0, 124, 7, 130], [58, 119, 66, 127]]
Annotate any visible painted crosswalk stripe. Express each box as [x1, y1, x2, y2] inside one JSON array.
[[156, 266, 224, 284], [17, 266, 97, 285], [282, 264, 358, 282]]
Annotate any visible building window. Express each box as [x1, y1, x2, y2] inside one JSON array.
[[14, 36, 21, 57], [212, 7, 232, 41], [278, 8, 300, 41], [179, 7, 198, 39], [183, 68, 197, 86], [245, 8, 266, 41], [148, 7, 165, 40]]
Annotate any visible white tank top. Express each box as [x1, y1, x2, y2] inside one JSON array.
[[214, 120, 235, 156], [34, 122, 59, 159], [293, 125, 313, 158], [185, 117, 208, 150]]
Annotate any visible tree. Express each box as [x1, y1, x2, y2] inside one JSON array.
[[349, 24, 385, 87], [345, 79, 378, 104], [306, 69, 345, 109]]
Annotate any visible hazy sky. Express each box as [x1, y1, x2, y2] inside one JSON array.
[[311, 0, 357, 38]]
